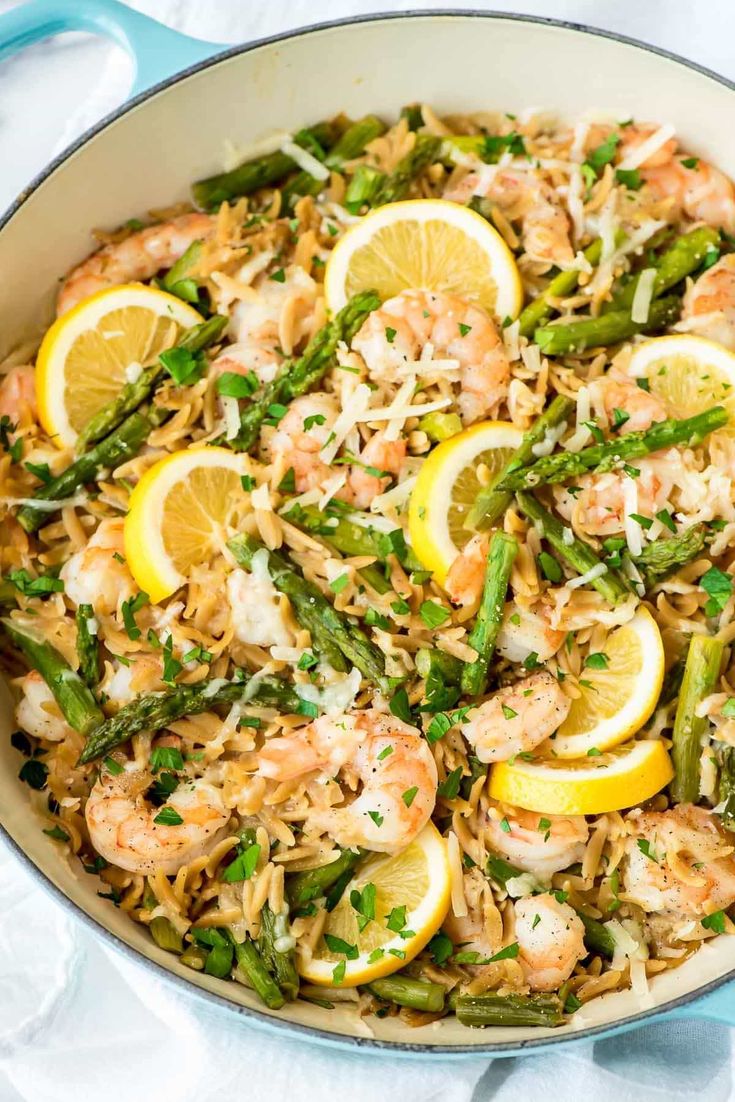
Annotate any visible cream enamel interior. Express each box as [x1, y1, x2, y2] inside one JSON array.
[[2, 12, 735, 1051]]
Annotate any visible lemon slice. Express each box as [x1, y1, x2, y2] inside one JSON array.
[[298, 823, 450, 987], [489, 739, 673, 816], [324, 198, 522, 320], [36, 284, 203, 449], [627, 334, 735, 429], [553, 608, 665, 759], [408, 420, 522, 580], [124, 447, 249, 603]]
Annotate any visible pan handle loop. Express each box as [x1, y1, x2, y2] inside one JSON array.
[[0, 0, 224, 97]]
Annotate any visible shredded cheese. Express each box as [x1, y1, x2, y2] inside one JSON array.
[[566, 562, 608, 589], [622, 475, 643, 557], [280, 138, 329, 182], [319, 382, 372, 464], [221, 395, 240, 441], [531, 421, 568, 458], [370, 475, 417, 515], [631, 267, 657, 324], [318, 472, 348, 511], [617, 123, 676, 172]]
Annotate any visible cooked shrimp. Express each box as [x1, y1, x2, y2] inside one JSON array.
[[226, 558, 295, 648], [57, 212, 215, 315], [352, 289, 510, 424], [0, 365, 36, 422], [514, 893, 586, 991], [460, 670, 571, 764], [589, 370, 667, 433], [345, 430, 407, 510], [444, 533, 489, 608], [15, 670, 73, 742], [60, 517, 136, 615], [257, 709, 437, 853], [644, 160, 735, 234], [444, 169, 574, 267], [230, 264, 318, 357], [584, 121, 678, 171], [622, 804, 735, 917], [211, 342, 282, 388], [495, 602, 565, 664], [486, 805, 589, 881], [100, 655, 165, 705], [268, 393, 339, 493], [554, 455, 674, 538], [85, 765, 230, 875], [681, 254, 735, 349]]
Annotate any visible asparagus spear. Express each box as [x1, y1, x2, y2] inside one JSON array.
[[453, 992, 564, 1028], [0, 579, 16, 606], [229, 932, 286, 1010], [228, 533, 390, 691], [257, 903, 299, 1001], [671, 633, 723, 804], [149, 916, 184, 954], [286, 503, 422, 573], [366, 975, 445, 1013], [534, 295, 681, 356], [498, 407, 727, 492], [281, 115, 386, 209], [232, 290, 379, 452], [633, 523, 708, 589], [287, 847, 363, 906], [461, 532, 518, 697], [467, 396, 574, 531], [576, 912, 615, 960], [16, 407, 167, 534], [78, 674, 300, 764], [515, 492, 630, 605], [192, 121, 338, 210], [158, 238, 203, 302], [608, 226, 720, 313], [76, 315, 227, 450], [75, 604, 100, 687], [518, 239, 606, 337], [718, 746, 735, 829], [3, 618, 104, 735], [347, 132, 442, 213]]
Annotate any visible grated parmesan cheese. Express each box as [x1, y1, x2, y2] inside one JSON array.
[[631, 268, 657, 324], [125, 361, 143, 383], [320, 383, 372, 464], [221, 131, 291, 172], [221, 395, 240, 441], [318, 472, 348, 511], [531, 421, 568, 458], [586, 219, 666, 296], [370, 475, 417, 515], [280, 138, 330, 182], [566, 562, 608, 589], [617, 123, 676, 172]]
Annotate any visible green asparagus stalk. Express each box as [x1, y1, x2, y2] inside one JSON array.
[[281, 115, 386, 209], [78, 674, 300, 764], [2, 618, 104, 735], [149, 916, 184, 954], [515, 492, 630, 605], [75, 604, 100, 687], [286, 503, 422, 573], [287, 847, 362, 906], [498, 407, 727, 492], [232, 290, 380, 452], [159, 238, 202, 301], [608, 226, 720, 312], [366, 975, 446, 1013], [192, 121, 338, 210], [453, 992, 564, 1028], [467, 396, 575, 531], [633, 523, 709, 589], [461, 532, 518, 696], [229, 933, 286, 1010], [671, 633, 724, 804], [258, 903, 299, 1001], [416, 647, 463, 712], [534, 295, 681, 356], [718, 746, 735, 829], [228, 533, 390, 691], [370, 134, 442, 206], [518, 239, 607, 337], [17, 406, 167, 534], [76, 315, 227, 450], [576, 912, 615, 960], [344, 165, 384, 214]]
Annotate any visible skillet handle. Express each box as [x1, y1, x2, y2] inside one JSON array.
[[676, 981, 735, 1025], [0, 0, 224, 97]]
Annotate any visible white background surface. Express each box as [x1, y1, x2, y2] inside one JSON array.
[[1, 2, 735, 1099]]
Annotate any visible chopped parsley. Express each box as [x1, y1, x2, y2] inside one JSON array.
[[18, 760, 48, 790], [161, 634, 182, 683], [427, 931, 454, 965], [426, 706, 470, 744], [501, 704, 518, 721], [656, 508, 677, 533], [584, 132, 620, 175], [159, 346, 204, 386], [585, 652, 609, 670], [701, 910, 726, 933], [419, 600, 450, 628], [324, 933, 359, 959], [389, 687, 412, 724], [350, 883, 376, 931], [386, 905, 407, 932], [216, 370, 258, 398], [367, 810, 384, 827], [222, 841, 261, 882], [701, 566, 733, 616], [615, 168, 642, 190], [150, 746, 184, 773], [153, 806, 184, 826], [482, 131, 526, 163], [437, 766, 463, 799], [402, 786, 418, 808], [121, 591, 149, 640], [636, 838, 660, 863], [538, 551, 562, 583]]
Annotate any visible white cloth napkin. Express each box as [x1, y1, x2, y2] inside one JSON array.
[[1, 1, 735, 1098]]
